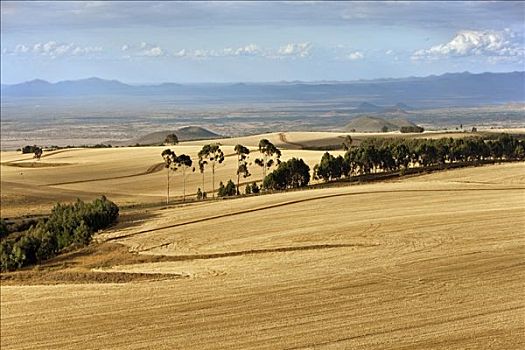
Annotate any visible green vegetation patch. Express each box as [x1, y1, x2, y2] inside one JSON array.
[[1, 196, 119, 272]]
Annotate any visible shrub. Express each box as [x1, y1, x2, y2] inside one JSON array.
[[218, 180, 236, 197], [0, 219, 8, 239], [251, 182, 260, 194], [400, 126, 424, 133], [196, 188, 204, 200], [0, 197, 119, 271], [217, 182, 225, 197]]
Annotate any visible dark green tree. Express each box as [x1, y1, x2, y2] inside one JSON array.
[[342, 135, 353, 151], [33, 147, 43, 160], [174, 154, 193, 202], [234, 144, 251, 195], [198, 144, 225, 198], [218, 180, 236, 197], [255, 139, 281, 182], [164, 134, 179, 146], [263, 158, 310, 190], [161, 149, 176, 204]]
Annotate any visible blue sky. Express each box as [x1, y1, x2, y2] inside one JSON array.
[[1, 1, 524, 83]]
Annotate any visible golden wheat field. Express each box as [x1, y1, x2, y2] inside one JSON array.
[[1, 133, 350, 217], [1, 161, 524, 349], [0, 131, 499, 217]]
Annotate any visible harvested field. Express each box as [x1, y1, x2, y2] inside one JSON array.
[[1, 162, 524, 349], [1, 130, 505, 217], [0, 141, 343, 217]]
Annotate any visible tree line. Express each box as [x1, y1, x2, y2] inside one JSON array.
[[314, 134, 524, 181], [161, 137, 286, 202], [161, 133, 524, 201], [0, 196, 119, 271]]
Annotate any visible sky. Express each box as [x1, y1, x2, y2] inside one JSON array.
[[1, 1, 524, 84]]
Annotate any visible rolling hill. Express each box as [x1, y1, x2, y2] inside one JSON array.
[[112, 126, 222, 146], [345, 116, 418, 132], [2, 162, 524, 349]]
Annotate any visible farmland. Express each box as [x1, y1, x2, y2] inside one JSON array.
[[2, 130, 520, 217], [1, 160, 524, 349]]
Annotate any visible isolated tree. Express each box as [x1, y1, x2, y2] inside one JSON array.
[[33, 147, 43, 160], [198, 144, 225, 198], [161, 149, 176, 204], [234, 144, 251, 195], [174, 154, 193, 202], [342, 135, 353, 151], [255, 139, 281, 182], [164, 134, 179, 146], [197, 158, 208, 199]]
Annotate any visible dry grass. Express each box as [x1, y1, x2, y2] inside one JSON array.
[[1, 162, 524, 349]]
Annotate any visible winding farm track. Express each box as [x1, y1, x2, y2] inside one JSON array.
[[42, 151, 242, 187], [1, 148, 84, 164], [44, 162, 166, 186], [278, 132, 306, 149]]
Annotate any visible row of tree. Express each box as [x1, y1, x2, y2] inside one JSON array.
[[314, 134, 524, 181], [0, 196, 119, 271], [161, 138, 282, 203]]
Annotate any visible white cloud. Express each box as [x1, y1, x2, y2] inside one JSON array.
[[385, 49, 394, 55], [233, 43, 260, 56], [121, 42, 166, 57], [142, 46, 164, 57], [412, 29, 524, 62], [2, 41, 103, 58], [347, 51, 364, 60], [174, 48, 187, 57], [71, 46, 102, 55], [276, 42, 312, 58], [114, 42, 316, 60], [171, 44, 261, 59], [14, 44, 29, 53]]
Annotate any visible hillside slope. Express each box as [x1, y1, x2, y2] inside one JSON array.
[[112, 126, 222, 146], [2, 163, 524, 349], [345, 116, 417, 132]]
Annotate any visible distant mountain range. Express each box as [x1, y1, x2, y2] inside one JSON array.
[[1, 71, 524, 108]]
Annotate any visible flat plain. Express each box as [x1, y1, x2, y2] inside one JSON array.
[[1, 161, 524, 349]]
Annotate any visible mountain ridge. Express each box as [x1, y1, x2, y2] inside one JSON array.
[[3, 71, 523, 88], [2, 71, 523, 108]]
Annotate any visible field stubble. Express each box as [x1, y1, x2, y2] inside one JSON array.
[[1, 162, 524, 349]]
